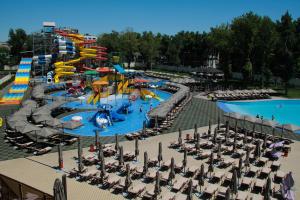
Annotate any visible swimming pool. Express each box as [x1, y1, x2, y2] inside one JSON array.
[[53, 89, 172, 136], [217, 100, 300, 127]]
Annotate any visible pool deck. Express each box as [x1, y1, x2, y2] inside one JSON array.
[[0, 125, 299, 199]]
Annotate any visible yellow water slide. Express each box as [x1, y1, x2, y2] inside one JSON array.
[[140, 89, 162, 101]]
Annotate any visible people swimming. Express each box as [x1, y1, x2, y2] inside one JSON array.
[[140, 105, 143, 113]]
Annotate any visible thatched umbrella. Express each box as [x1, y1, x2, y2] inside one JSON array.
[[244, 148, 250, 170], [158, 142, 163, 166], [254, 141, 261, 160], [217, 115, 220, 130], [62, 174, 67, 200], [143, 151, 148, 175], [264, 176, 272, 200], [187, 179, 193, 200], [225, 121, 229, 134], [237, 157, 243, 184], [77, 137, 83, 172], [198, 164, 205, 192], [115, 134, 119, 152], [168, 157, 175, 185], [53, 178, 66, 200], [95, 130, 99, 148], [208, 119, 211, 137], [243, 131, 248, 144], [100, 156, 106, 184], [194, 124, 198, 141], [225, 188, 231, 200], [262, 132, 268, 150], [154, 171, 161, 197], [230, 169, 238, 195], [195, 133, 200, 152], [135, 137, 139, 161], [213, 128, 217, 144], [98, 142, 103, 163], [125, 163, 132, 192], [154, 115, 159, 134], [208, 152, 214, 177], [58, 144, 63, 169], [178, 128, 182, 145], [119, 146, 124, 167], [183, 149, 187, 173], [217, 142, 222, 160]]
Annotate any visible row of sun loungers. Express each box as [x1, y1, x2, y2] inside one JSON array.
[[212, 89, 273, 101]]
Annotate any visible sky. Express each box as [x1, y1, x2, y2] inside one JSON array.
[[0, 0, 299, 41]]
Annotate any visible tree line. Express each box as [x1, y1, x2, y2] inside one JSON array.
[[2, 11, 300, 92]]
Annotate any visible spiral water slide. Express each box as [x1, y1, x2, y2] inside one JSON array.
[[54, 31, 107, 82]]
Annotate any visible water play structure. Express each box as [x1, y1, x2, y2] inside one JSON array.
[[0, 58, 32, 105]]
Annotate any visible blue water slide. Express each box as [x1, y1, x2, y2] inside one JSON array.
[[116, 102, 133, 114], [110, 111, 125, 121], [113, 64, 125, 74]]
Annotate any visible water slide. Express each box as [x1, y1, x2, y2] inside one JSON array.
[[91, 109, 125, 128], [116, 102, 133, 114], [0, 58, 32, 105], [140, 89, 162, 101]]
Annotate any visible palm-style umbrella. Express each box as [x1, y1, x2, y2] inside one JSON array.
[[154, 171, 161, 197], [264, 176, 271, 200], [95, 130, 99, 147], [183, 149, 187, 173], [119, 146, 124, 167], [198, 164, 205, 193], [254, 141, 261, 160], [208, 152, 214, 177], [168, 157, 175, 185], [244, 148, 250, 169], [98, 142, 103, 163], [58, 144, 63, 169], [208, 119, 211, 137], [115, 134, 119, 152], [100, 155, 106, 184], [195, 133, 200, 152], [143, 151, 148, 175], [230, 169, 238, 195], [19, 123, 41, 134], [217, 142, 222, 160], [53, 178, 66, 200], [125, 163, 132, 192], [225, 188, 231, 200], [158, 142, 163, 166], [77, 137, 84, 172], [178, 128, 182, 145], [187, 179, 193, 200], [135, 137, 139, 161], [194, 124, 198, 141]]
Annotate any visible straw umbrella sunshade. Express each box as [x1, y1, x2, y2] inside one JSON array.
[[254, 141, 261, 161], [135, 137, 139, 161], [125, 163, 132, 193], [198, 164, 205, 193], [115, 134, 119, 152], [98, 142, 104, 164], [244, 148, 250, 170], [100, 154, 106, 184], [195, 133, 200, 153], [217, 142, 222, 160], [187, 179, 193, 200], [154, 171, 161, 198], [230, 169, 238, 195], [143, 151, 149, 175], [194, 124, 198, 141], [208, 119, 211, 137], [58, 144, 63, 169], [77, 137, 84, 173], [217, 115, 220, 130], [264, 176, 272, 200], [168, 157, 175, 185], [237, 157, 243, 185], [178, 128, 182, 146], [208, 152, 214, 177], [119, 146, 124, 168], [183, 149, 187, 173], [158, 142, 163, 167], [53, 178, 66, 200]]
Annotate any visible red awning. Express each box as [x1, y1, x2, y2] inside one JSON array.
[[134, 79, 149, 83]]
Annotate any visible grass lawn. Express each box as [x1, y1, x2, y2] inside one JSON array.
[[281, 88, 300, 98]]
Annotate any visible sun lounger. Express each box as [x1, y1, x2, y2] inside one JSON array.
[[260, 167, 271, 176], [217, 186, 227, 198], [145, 169, 157, 181], [236, 190, 249, 200], [197, 150, 211, 159], [169, 141, 183, 149], [212, 171, 225, 182], [172, 177, 188, 192], [132, 166, 144, 178], [271, 161, 281, 170], [32, 146, 52, 155], [258, 157, 269, 166], [68, 167, 87, 178], [248, 166, 260, 176], [148, 157, 158, 167], [274, 170, 285, 182], [241, 177, 253, 189], [203, 184, 218, 198], [160, 172, 170, 184], [83, 154, 97, 165], [127, 183, 146, 198], [254, 179, 266, 191], [103, 174, 121, 188], [161, 159, 171, 169], [218, 158, 235, 168], [112, 178, 126, 192], [77, 169, 99, 181], [143, 185, 157, 199], [161, 192, 176, 200], [186, 165, 199, 176], [105, 160, 118, 172], [175, 193, 187, 200]]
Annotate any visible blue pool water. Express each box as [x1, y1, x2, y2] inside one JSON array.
[[217, 100, 300, 128], [53, 90, 172, 136]]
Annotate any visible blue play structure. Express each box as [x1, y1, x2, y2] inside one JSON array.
[[113, 64, 125, 74], [91, 104, 125, 128], [116, 102, 133, 114]]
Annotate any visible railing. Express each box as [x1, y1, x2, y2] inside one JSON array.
[[0, 173, 53, 200]]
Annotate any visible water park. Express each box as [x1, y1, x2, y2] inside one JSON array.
[[0, 3, 300, 200]]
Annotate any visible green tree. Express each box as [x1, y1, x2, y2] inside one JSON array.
[[7, 28, 27, 64], [138, 31, 160, 70], [0, 47, 10, 70], [242, 58, 253, 87]]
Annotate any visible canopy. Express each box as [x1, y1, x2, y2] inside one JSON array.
[[134, 79, 149, 83], [92, 80, 108, 86]]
